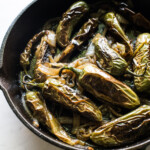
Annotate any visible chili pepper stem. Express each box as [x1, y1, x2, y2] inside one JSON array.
[[59, 66, 82, 77], [24, 67, 28, 75], [133, 42, 145, 58], [126, 64, 147, 77], [24, 81, 44, 88]]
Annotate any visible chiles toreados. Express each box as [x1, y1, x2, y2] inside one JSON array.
[[19, 0, 150, 148]]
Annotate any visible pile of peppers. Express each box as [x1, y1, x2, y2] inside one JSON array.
[[20, 0, 150, 149]]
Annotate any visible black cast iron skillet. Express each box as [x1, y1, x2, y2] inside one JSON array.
[[0, 0, 150, 149]]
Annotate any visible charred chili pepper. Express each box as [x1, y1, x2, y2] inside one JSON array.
[[133, 33, 150, 93], [93, 33, 127, 76], [20, 30, 56, 72], [26, 78, 102, 122], [92, 33, 145, 77], [90, 105, 150, 147], [103, 12, 133, 59], [26, 91, 84, 146], [57, 18, 98, 62], [35, 30, 56, 66], [20, 30, 48, 70], [59, 64, 140, 109], [56, 1, 89, 48]]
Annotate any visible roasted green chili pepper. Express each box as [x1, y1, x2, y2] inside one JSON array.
[[26, 91, 84, 146], [27, 78, 102, 122], [93, 33, 128, 76], [35, 30, 56, 66], [92, 33, 144, 77], [103, 12, 133, 59], [90, 105, 150, 147], [71, 18, 98, 46], [56, 1, 89, 48], [60, 64, 140, 109], [35, 35, 49, 66], [57, 18, 98, 62], [133, 33, 150, 93], [43, 78, 102, 121], [20, 30, 56, 72], [20, 30, 49, 71]]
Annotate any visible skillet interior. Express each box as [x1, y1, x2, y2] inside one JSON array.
[[0, 0, 150, 149]]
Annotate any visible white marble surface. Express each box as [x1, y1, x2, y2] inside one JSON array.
[[0, 0, 61, 150], [0, 1, 150, 150]]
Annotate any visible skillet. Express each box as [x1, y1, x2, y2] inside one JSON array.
[[0, 0, 150, 149]]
